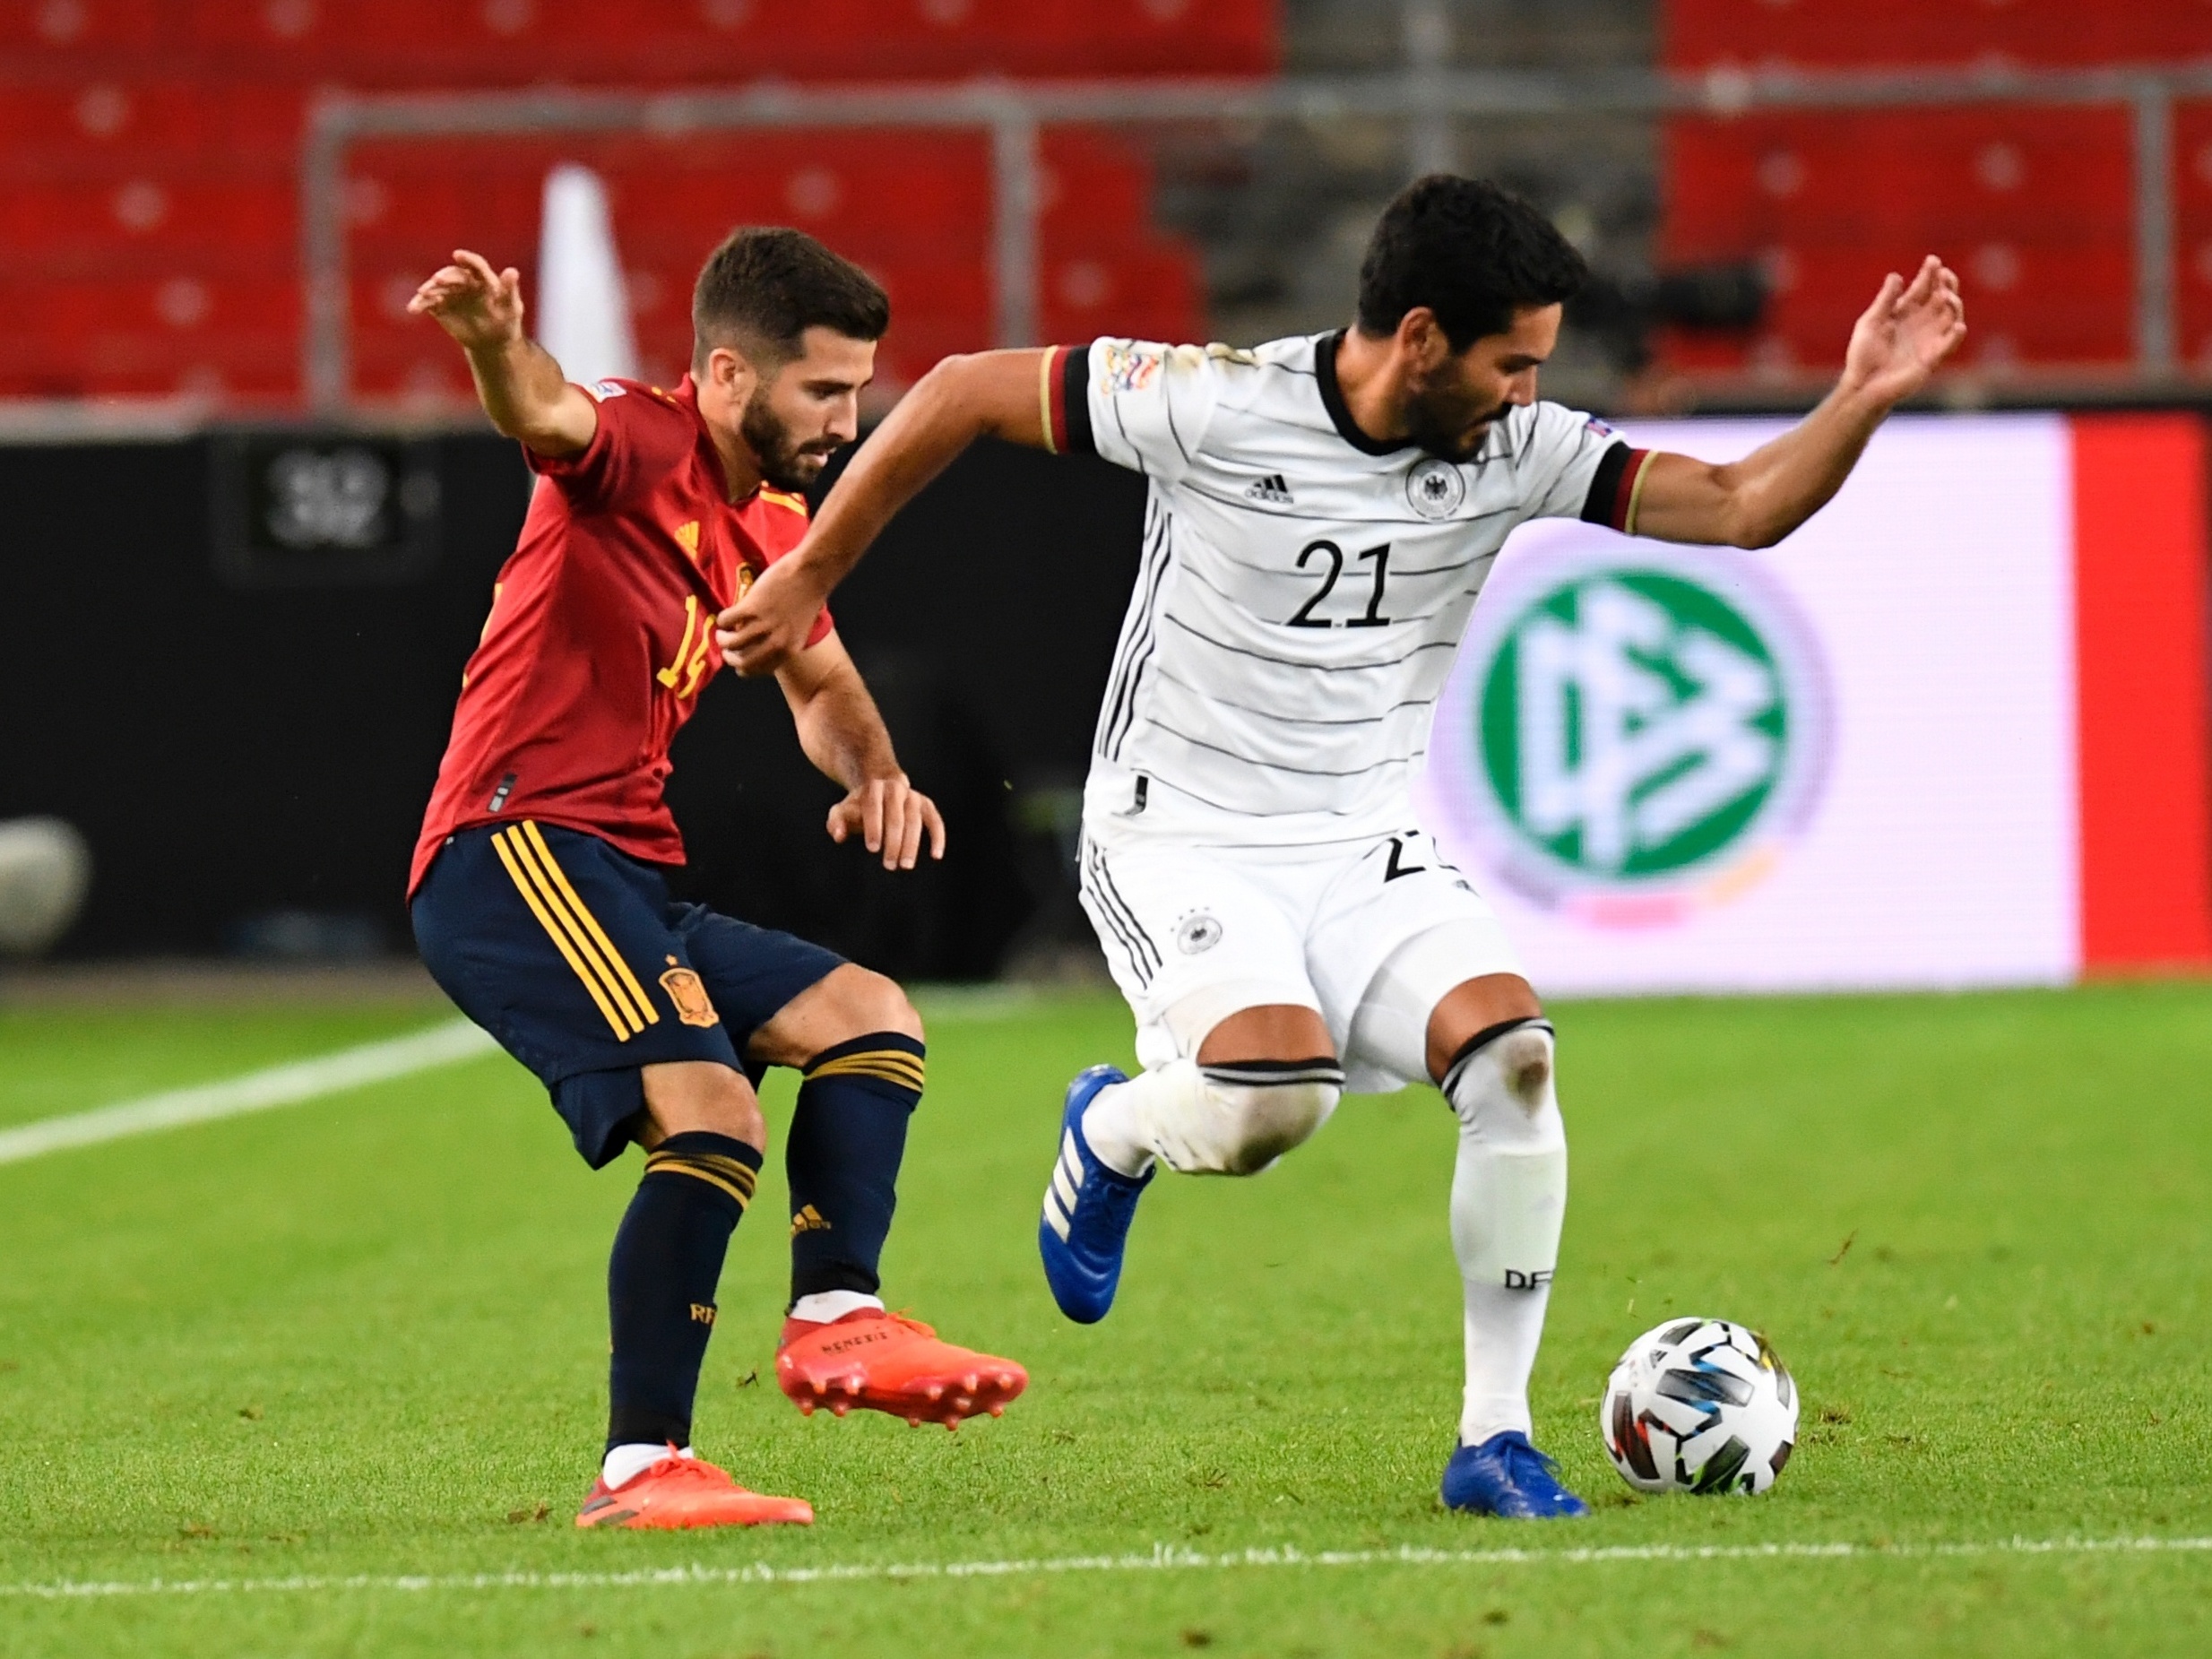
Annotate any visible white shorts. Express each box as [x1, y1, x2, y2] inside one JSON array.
[[1076, 825, 1528, 1094]]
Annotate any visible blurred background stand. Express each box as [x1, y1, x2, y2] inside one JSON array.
[[4, 0, 2210, 983]]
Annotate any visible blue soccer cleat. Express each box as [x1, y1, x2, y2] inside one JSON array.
[[1440, 1431, 1591, 1519], [1037, 1065, 1154, 1324]]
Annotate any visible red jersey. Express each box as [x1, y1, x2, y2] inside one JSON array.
[[409, 375, 833, 896]]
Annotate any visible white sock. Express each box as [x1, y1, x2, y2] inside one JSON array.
[[1444, 1023, 1568, 1448], [601, 1441, 690, 1489], [790, 1290, 884, 1325], [1079, 1066, 1186, 1177], [1460, 1281, 1547, 1445]]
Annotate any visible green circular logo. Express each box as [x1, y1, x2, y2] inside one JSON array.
[[1462, 556, 1827, 912]]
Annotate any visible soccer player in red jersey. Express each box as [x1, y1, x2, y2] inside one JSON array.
[[405, 228, 1025, 1531]]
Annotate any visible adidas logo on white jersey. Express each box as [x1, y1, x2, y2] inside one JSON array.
[[1243, 472, 1295, 505]]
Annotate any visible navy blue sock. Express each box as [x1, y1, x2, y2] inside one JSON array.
[[787, 1033, 922, 1303], [605, 1129, 760, 1453]]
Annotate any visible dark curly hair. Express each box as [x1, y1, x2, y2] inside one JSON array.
[[1355, 176, 1586, 350], [691, 226, 889, 370]]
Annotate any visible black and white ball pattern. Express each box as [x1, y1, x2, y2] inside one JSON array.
[[1599, 1318, 1799, 1495]]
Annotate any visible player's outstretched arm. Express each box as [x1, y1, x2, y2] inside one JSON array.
[[717, 349, 1052, 675], [406, 249, 598, 459], [1629, 255, 1966, 549], [775, 629, 947, 871]]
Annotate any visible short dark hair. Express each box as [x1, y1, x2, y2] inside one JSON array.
[[1355, 176, 1587, 350], [691, 226, 890, 370]]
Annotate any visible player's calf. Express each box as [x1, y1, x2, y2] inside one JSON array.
[[1443, 1017, 1567, 1303], [1431, 1016, 1586, 1519], [755, 973, 1029, 1425], [747, 964, 925, 1324], [603, 1109, 763, 1470]]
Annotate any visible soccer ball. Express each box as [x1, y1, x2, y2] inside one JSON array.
[[1599, 1318, 1798, 1496]]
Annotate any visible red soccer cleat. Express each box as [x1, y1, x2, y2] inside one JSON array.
[[574, 1447, 814, 1530], [776, 1308, 1028, 1430]]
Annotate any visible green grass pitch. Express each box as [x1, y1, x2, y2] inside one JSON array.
[[1, 981, 2208, 1656]]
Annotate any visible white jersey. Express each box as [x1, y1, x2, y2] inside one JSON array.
[[1051, 332, 1646, 849]]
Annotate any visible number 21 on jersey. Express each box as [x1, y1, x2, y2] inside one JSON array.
[[1289, 539, 1391, 628]]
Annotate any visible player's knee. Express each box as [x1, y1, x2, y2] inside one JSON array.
[[1197, 1061, 1344, 1175], [1440, 1021, 1562, 1148], [640, 1059, 766, 1150], [825, 965, 924, 1043], [1496, 1027, 1551, 1108]]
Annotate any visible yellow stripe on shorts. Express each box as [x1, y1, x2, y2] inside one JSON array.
[[488, 829, 632, 1041], [520, 821, 661, 1027], [498, 827, 647, 1035]]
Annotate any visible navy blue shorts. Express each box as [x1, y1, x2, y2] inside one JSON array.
[[410, 820, 843, 1169]]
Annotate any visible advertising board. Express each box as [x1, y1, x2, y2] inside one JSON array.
[[1413, 412, 2209, 993]]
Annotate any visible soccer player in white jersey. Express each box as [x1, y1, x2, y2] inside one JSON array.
[[719, 177, 1966, 1517]]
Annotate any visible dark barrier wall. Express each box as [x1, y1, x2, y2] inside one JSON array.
[[0, 431, 1146, 978]]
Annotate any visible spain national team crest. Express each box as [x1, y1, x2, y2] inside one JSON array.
[[659, 965, 721, 1028], [1406, 457, 1466, 520]]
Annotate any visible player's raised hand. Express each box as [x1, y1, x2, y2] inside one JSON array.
[[407, 249, 526, 353], [718, 555, 826, 678], [1842, 255, 1966, 408], [827, 774, 946, 871]]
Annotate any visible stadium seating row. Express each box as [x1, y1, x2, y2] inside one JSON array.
[[0, 0, 1277, 82], [0, 117, 1204, 399], [0, 0, 1232, 402], [1658, 1, 2212, 372], [1663, 0, 2212, 71], [1660, 99, 2212, 371], [2179, 103, 2212, 369]]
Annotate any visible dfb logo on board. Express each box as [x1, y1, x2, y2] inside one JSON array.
[[1458, 549, 1830, 927]]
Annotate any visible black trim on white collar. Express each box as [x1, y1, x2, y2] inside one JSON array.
[[1314, 330, 1413, 457]]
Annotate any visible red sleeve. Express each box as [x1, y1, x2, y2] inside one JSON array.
[[755, 493, 835, 648], [526, 380, 693, 510]]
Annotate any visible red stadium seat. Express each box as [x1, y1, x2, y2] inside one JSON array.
[[1664, 1, 2212, 72], [1040, 244, 1202, 347], [1, 2, 1265, 404], [0, 0, 162, 56], [2176, 100, 2212, 370], [0, 170, 293, 266], [1660, 106, 2139, 370], [0, 271, 297, 400], [11, 0, 1275, 85], [1663, 110, 2132, 253]]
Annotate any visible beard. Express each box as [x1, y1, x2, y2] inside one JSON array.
[[739, 389, 842, 494], [1404, 383, 1511, 463]]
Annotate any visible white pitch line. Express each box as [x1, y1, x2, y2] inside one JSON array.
[[0, 1019, 500, 1168], [4, 1534, 2208, 1601]]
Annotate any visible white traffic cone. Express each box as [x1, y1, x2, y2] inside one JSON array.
[[536, 163, 639, 386]]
